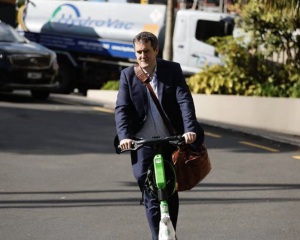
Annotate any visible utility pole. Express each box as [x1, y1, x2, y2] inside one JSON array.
[[163, 0, 175, 61]]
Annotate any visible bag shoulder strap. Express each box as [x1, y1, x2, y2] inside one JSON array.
[[134, 64, 174, 136]]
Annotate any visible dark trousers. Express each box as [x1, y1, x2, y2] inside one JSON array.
[[131, 144, 178, 240], [0, 3, 16, 28]]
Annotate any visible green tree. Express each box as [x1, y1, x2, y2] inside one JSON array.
[[264, 0, 299, 14], [257, 0, 300, 17], [187, 1, 300, 98]]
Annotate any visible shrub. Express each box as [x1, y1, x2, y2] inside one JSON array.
[[187, 2, 300, 98], [101, 80, 119, 90]]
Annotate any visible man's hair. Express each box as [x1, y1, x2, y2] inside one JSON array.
[[133, 31, 158, 51]]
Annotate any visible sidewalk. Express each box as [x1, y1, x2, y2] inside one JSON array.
[[199, 119, 300, 148], [53, 93, 300, 148]]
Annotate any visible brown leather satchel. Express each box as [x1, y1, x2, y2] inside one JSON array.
[[134, 64, 211, 192], [172, 144, 211, 191]]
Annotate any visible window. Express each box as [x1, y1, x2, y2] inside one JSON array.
[[195, 19, 233, 42]]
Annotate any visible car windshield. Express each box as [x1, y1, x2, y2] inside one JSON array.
[[0, 24, 27, 43]]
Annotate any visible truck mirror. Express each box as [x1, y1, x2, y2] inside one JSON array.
[[222, 17, 235, 36]]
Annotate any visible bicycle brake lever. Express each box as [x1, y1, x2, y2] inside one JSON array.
[[169, 136, 185, 146], [117, 141, 141, 154]]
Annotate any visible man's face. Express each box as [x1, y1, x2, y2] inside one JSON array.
[[134, 41, 158, 72]]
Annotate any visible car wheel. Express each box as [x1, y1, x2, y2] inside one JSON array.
[[56, 66, 75, 94], [31, 90, 50, 100]]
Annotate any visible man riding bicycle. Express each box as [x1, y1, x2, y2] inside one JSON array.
[[115, 31, 204, 240]]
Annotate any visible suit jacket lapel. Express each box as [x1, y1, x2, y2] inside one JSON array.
[[156, 59, 164, 103], [135, 74, 148, 112]]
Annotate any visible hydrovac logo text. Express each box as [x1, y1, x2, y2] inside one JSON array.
[[48, 4, 134, 29]]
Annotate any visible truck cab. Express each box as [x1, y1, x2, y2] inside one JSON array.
[[173, 10, 235, 75]]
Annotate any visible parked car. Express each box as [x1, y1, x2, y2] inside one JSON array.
[[0, 22, 59, 100]]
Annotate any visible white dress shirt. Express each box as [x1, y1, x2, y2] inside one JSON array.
[[135, 64, 170, 139]]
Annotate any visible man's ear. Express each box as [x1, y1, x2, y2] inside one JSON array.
[[155, 47, 159, 55]]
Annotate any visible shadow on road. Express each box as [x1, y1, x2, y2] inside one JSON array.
[[0, 92, 298, 155], [0, 104, 116, 155], [0, 182, 300, 209]]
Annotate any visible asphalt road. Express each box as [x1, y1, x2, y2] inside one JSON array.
[[0, 91, 300, 240]]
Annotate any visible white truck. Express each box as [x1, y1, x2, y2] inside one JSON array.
[[18, 0, 235, 93]]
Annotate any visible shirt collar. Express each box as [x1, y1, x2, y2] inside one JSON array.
[[143, 61, 157, 78]]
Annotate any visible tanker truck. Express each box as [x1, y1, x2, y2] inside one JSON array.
[[17, 0, 235, 94]]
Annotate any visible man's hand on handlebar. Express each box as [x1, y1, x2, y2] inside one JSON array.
[[118, 134, 195, 152], [119, 139, 134, 151], [182, 132, 196, 144]]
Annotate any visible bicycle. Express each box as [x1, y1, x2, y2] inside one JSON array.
[[118, 135, 185, 240]]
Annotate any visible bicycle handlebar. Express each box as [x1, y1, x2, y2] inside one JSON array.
[[117, 135, 185, 154]]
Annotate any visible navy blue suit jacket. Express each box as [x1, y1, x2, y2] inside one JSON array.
[[115, 58, 204, 144]]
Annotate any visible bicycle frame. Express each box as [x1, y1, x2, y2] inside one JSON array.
[[118, 135, 184, 240], [154, 153, 176, 240]]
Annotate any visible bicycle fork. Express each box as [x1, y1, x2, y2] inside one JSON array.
[[153, 154, 176, 240]]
